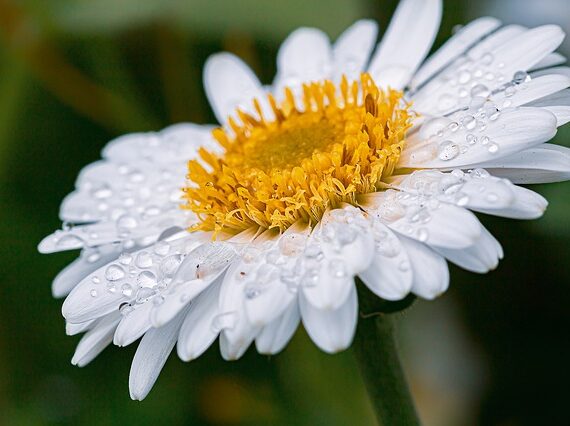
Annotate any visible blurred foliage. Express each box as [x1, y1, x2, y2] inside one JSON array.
[[0, 0, 569, 425]]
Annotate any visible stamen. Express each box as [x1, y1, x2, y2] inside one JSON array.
[[183, 73, 413, 235]]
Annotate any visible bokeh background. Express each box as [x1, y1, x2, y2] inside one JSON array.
[[1, 0, 569, 425]]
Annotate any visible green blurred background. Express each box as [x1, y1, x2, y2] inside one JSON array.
[[0, 0, 569, 424]]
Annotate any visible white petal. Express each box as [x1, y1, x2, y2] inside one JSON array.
[[273, 28, 332, 95], [113, 302, 153, 347], [478, 144, 570, 184], [358, 223, 413, 301], [177, 281, 222, 361], [71, 313, 121, 367], [66, 319, 96, 336], [302, 207, 374, 310], [204, 53, 267, 124], [411, 17, 501, 90], [218, 261, 260, 361], [490, 74, 570, 110], [528, 88, 570, 126], [255, 301, 300, 355], [412, 25, 565, 116], [53, 245, 121, 298], [435, 227, 502, 273], [475, 184, 547, 219], [361, 190, 483, 249], [129, 308, 188, 401], [102, 124, 217, 165], [333, 20, 378, 82], [400, 108, 558, 169], [531, 52, 567, 71], [467, 25, 525, 60], [399, 237, 449, 299], [531, 66, 570, 79], [300, 284, 357, 354], [368, 0, 442, 89]]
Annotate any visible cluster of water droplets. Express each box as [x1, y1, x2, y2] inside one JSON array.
[[228, 209, 370, 304], [416, 66, 531, 164], [86, 236, 199, 315]]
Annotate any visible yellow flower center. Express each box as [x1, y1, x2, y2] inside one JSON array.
[[183, 73, 413, 234]]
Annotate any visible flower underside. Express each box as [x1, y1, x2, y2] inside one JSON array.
[[184, 73, 413, 234]]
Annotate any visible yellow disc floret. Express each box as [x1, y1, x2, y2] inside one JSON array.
[[183, 73, 413, 234]]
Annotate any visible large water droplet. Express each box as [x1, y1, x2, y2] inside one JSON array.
[[135, 251, 153, 268], [471, 84, 490, 98], [159, 254, 183, 277], [137, 271, 157, 288], [438, 141, 460, 161], [105, 264, 125, 281]]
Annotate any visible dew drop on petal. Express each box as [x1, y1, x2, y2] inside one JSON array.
[[135, 251, 153, 268], [136, 270, 157, 288], [438, 140, 460, 161], [105, 265, 125, 281]]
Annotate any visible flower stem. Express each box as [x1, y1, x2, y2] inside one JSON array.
[[353, 284, 420, 426]]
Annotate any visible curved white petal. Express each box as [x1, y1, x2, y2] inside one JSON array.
[[399, 236, 449, 300], [255, 301, 300, 355], [204, 53, 269, 125], [300, 285, 357, 354], [478, 144, 570, 184], [411, 17, 501, 90], [361, 190, 483, 249], [53, 245, 121, 298], [400, 108, 557, 169], [113, 302, 154, 347], [435, 227, 503, 273], [368, 0, 442, 89], [177, 281, 222, 362], [129, 308, 188, 401], [273, 28, 332, 95], [531, 52, 567, 71], [333, 20, 378, 82], [71, 313, 121, 367], [358, 222, 413, 301]]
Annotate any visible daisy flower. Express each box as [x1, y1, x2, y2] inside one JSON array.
[[39, 0, 570, 404]]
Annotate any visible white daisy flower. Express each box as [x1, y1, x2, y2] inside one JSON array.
[[39, 0, 570, 401]]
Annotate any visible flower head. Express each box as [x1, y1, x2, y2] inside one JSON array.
[[39, 0, 570, 400]]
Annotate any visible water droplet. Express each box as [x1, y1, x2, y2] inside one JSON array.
[[512, 70, 529, 85], [471, 84, 490, 98], [159, 254, 183, 277], [486, 193, 499, 203], [91, 276, 100, 284], [244, 285, 262, 300], [137, 271, 157, 288], [116, 214, 138, 230], [486, 106, 500, 121], [456, 195, 470, 206], [121, 283, 133, 297], [153, 241, 170, 256], [85, 250, 101, 263], [105, 264, 125, 281], [458, 70, 471, 84], [91, 184, 112, 199], [462, 115, 477, 130], [329, 260, 346, 278], [136, 287, 157, 304], [398, 261, 410, 272], [448, 122, 460, 132], [480, 136, 490, 146], [466, 134, 477, 145], [438, 141, 460, 161], [128, 170, 145, 183], [480, 52, 494, 65], [487, 142, 499, 153], [419, 117, 452, 139], [135, 251, 153, 268], [119, 253, 133, 265], [504, 85, 516, 97]]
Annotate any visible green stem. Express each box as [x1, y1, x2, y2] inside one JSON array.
[[353, 285, 420, 426]]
